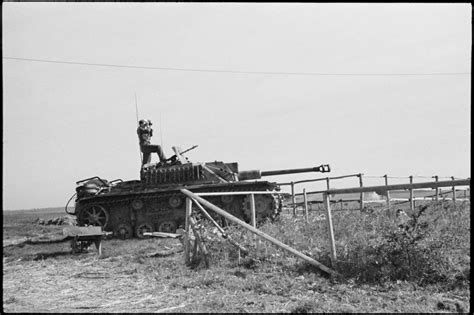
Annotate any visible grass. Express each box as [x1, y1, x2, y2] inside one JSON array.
[[2, 201, 470, 313]]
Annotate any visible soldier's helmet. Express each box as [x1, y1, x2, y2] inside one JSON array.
[[139, 119, 146, 126]]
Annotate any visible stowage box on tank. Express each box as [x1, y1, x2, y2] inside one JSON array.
[[66, 146, 330, 239]]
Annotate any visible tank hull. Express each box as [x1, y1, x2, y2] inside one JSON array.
[[73, 181, 281, 239]]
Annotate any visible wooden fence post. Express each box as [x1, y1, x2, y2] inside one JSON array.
[[359, 174, 364, 211], [291, 181, 296, 217], [384, 174, 390, 209], [451, 176, 456, 208], [323, 192, 337, 268], [250, 193, 257, 244], [409, 176, 414, 211], [303, 189, 308, 223], [433, 176, 439, 201], [250, 193, 256, 229], [184, 197, 192, 265]]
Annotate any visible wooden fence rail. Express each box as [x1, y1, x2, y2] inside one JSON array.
[[322, 178, 470, 266], [287, 174, 469, 214]]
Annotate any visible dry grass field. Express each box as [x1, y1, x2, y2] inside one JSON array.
[[3, 202, 470, 313]]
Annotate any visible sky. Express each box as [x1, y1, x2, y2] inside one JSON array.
[[2, 3, 471, 210]]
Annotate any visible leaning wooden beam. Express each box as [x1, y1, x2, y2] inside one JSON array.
[[192, 200, 249, 255], [181, 189, 338, 276]]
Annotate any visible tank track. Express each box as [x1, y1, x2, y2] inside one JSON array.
[[75, 182, 280, 239]]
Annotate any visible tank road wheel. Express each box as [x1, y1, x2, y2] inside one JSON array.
[[158, 221, 177, 233], [221, 195, 234, 204], [242, 194, 279, 224], [169, 195, 183, 208], [79, 205, 110, 228], [131, 199, 144, 210], [135, 222, 154, 239], [114, 223, 133, 240]]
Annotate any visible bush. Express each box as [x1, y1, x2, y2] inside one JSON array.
[[195, 201, 470, 287], [335, 203, 470, 287]]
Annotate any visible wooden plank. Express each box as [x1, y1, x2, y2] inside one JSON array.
[[323, 179, 470, 195], [143, 232, 182, 238], [194, 191, 279, 196], [292, 173, 362, 185], [180, 189, 337, 276], [63, 226, 103, 237]]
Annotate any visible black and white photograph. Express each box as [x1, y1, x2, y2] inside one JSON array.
[[3, 2, 470, 313]]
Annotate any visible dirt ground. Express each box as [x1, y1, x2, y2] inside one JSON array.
[[2, 208, 470, 313]]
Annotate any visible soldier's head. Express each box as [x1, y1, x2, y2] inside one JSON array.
[[139, 119, 148, 128]]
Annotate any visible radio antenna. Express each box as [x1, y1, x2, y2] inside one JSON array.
[[135, 92, 142, 164], [160, 112, 164, 149], [135, 92, 139, 125]]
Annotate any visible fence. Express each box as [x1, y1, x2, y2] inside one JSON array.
[[321, 178, 470, 267], [177, 177, 470, 274], [279, 174, 470, 215]]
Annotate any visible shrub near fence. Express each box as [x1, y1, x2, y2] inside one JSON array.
[[332, 201, 470, 287], [209, 200, 470, 289]]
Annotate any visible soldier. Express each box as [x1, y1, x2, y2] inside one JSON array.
[[137, 119, 167, 166]]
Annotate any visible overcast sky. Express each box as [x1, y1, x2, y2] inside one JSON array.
[[3, 3, 471, 210]]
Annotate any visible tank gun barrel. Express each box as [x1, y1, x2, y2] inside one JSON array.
[[238, 164, 330, 181], [261, 165, 330, 176]]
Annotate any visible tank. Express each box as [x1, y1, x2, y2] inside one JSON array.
[[66, 145, 330, 239]]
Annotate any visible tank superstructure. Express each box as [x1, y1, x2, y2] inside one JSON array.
[[67, 146, 330, 239]]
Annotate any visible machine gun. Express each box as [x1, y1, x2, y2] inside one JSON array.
[[164, 145, 199, 166]]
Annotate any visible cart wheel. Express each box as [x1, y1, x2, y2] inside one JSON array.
[[70, 240, 80, 254]]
